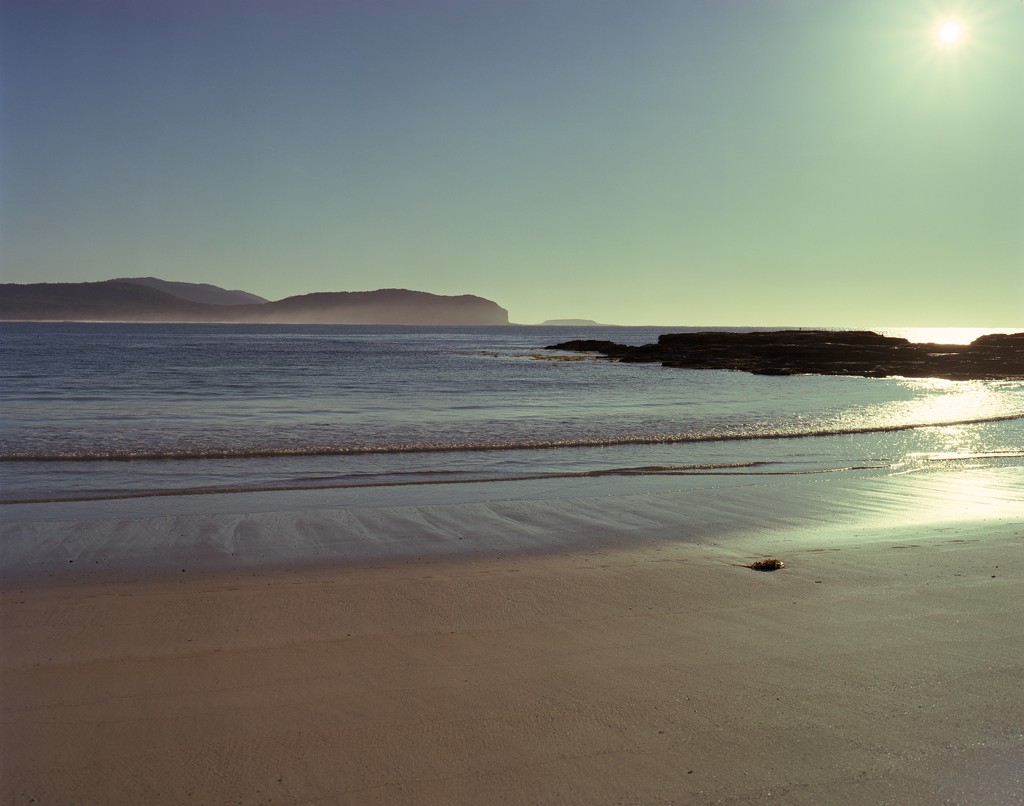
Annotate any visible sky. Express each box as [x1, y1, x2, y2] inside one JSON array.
[[1, 0, 1022, 326]]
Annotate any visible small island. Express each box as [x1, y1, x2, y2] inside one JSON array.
[[547, 329, 1024, 381], [539, 318, 605, 326]]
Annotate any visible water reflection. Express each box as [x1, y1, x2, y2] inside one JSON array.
[[832, 378, 1023, 440], [876, 327, 1019, 345], [899, 468, 1024, 525]]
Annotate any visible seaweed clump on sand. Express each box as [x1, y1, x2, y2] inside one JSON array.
[[748, 558, 785, 571]]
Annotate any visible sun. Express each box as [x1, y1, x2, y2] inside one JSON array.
[[935, 18, 965, 47]]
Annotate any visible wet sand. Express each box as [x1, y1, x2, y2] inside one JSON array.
[[2, 469, 1022, 804]]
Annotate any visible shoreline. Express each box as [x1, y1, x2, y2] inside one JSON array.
[[3, 519, 1021, 804], [4, 464, 1022, 587], [2, 467, 1022, 803]]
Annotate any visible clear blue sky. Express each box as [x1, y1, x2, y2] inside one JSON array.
[[2, 0, 1021, 325]]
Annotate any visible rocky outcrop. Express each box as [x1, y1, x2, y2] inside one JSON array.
[[547, 330, 1024, 381]]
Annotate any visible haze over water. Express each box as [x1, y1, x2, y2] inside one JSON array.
[[2, 324, 1021, 506]]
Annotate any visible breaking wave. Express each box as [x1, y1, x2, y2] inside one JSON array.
[[3, 412, 1021, 462]]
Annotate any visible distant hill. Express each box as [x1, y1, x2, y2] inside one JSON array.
[[114, 277, 268, 306], [248, 289, 508, 325], [540, 319, 605, 326], [0, 280, 510, 325], [0, 281, 221, 322]]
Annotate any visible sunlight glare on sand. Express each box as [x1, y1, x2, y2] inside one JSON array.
[[909, 467, 1023, 523]]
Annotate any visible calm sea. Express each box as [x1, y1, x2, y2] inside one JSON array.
[[1, 323, 1021, 504]]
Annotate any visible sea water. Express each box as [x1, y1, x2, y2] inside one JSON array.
[[1, 323, 1022, 505]]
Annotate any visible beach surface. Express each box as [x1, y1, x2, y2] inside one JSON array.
[[2, 468, 1022, 804]]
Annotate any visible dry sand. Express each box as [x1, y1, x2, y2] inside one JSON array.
[[2, 470, 1022, 804]]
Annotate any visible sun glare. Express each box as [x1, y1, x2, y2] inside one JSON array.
[[935, 18, 965, 47]]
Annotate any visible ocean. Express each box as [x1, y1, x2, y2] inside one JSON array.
[[2, 322, 1021, 507]]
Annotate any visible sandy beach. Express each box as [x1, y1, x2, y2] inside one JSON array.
[[4, 0, 1022, 798], [2, 468, 1022, 804]]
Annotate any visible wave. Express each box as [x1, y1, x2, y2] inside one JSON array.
[[5, 449, 1023, 505], [907, 450, 1024, 463], [1, 412, 1021, 463], [0, 461, 881, 505]]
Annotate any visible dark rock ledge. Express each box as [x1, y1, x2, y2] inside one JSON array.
[[545, 330, 1024, 381]]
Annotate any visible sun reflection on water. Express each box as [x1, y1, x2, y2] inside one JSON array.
[[831, 377, 1023, 441], [874, 327, 1019, 345], [895, 379, 1008, 424]]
